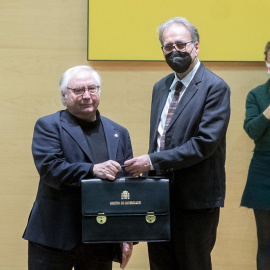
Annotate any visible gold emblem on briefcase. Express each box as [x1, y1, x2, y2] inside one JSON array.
[[121, 190, 130, 200]]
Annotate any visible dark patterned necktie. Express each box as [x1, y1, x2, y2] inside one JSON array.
[[160, 81, 183, 151]]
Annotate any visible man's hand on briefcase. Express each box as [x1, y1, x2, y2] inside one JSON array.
[[124, 155, 151, 177], [120, 242, 133, 269], [93, 160, 122, 180]]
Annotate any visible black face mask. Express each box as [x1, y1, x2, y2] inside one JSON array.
[[165, 50, 192, 73]]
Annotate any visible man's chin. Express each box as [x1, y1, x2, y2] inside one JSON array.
[[80, 109, 95, 115], [80, 106, 95, 112]]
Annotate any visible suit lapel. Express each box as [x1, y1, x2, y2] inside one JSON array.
[[167, 64, 204, 130], [101, 116, 119, 160], [60, 110, 93, 161]]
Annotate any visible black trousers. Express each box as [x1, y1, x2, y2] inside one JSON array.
[[148, 207, 220, 270], [28, 241, 116, 270], [254, 209, 270, 270]]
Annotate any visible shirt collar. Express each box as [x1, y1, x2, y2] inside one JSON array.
[[170, 59, 201, 90]]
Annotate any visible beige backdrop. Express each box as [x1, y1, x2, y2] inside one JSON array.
[[1, 1, 268, 269]]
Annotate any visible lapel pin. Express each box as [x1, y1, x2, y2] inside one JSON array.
[[114, 134, 118, 137]]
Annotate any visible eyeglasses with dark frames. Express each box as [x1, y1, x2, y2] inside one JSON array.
[[162, 41, 193, 54]]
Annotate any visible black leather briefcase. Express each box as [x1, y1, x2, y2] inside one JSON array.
[[81, 177, 170, 243]]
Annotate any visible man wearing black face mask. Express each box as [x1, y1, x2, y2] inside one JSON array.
[[125, 17, 231, 270]]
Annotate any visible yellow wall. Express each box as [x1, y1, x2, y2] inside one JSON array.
[[1, 1, 268, 269], [88, 0, 270, 61]]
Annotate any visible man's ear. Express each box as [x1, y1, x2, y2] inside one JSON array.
[[62, 92, 67, 99], [61, 92, 68, 106], [194, 41, 200, 56]]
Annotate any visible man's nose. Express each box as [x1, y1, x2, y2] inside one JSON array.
[[82, 89, 92, 98], [172, 44, 178, 51]]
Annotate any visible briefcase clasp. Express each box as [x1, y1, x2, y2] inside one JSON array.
[[97, 213, 107, 224], [146, 212, 156, 223]]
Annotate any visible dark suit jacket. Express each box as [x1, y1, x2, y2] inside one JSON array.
[[149, 63, 230, 209], [23, 110, 133, 254]]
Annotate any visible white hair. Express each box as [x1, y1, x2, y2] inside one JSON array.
[[59, 65, 101, 106]]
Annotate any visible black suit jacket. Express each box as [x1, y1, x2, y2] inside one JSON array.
[[23, 110, 133, 253], [149, 63, 230, 209]]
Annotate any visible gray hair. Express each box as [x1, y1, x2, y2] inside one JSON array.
[[59, 65, 101, 106], [158, 17, 200, 46]]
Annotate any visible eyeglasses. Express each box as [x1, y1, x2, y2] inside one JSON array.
[[162, 41, 193, 54], [67, 85, 100, 96]]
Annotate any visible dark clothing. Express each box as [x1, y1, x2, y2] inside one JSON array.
[[28, 241, 114, 270], [149, 64, 230, 209], [23, 110, 133, 266], [241, 152, 270, 209], [243, 79, 270, 152], [241, 79, 270, 269], [148, 208, 220, 270], [148, 63, 230, 269], [254, 209, 270, 270], [75, 111, 109, 164], [241, 79, 270, 209]]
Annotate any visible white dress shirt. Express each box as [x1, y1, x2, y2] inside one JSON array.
[[156, 60, 201, 152]]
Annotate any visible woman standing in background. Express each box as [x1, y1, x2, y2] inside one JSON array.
[[241, 41, 270, 270]]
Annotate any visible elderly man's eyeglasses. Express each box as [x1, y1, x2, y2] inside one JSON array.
[[162, 41, 193, 54], [67, 85, 100, 96]]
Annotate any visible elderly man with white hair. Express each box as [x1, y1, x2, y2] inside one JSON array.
[[23, 65, 133, 270]]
